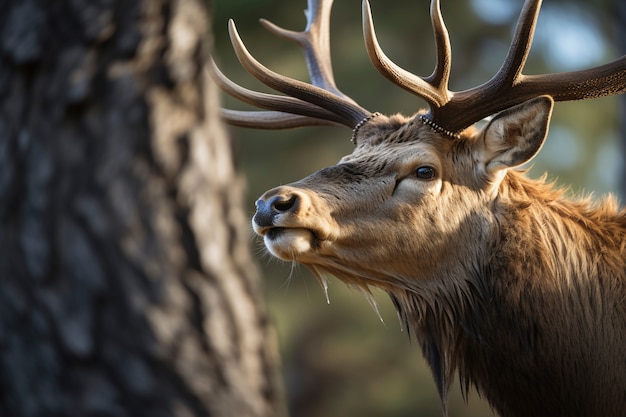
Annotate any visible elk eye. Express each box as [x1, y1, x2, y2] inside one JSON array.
[[414, 166, 437, 180]]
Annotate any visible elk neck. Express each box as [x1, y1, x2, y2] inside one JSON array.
[[386, 170, 626, 417]]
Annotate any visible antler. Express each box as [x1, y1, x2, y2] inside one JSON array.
[[214, 0, 626, 136], [364, 0, 626, 133], [211, 0, 371, 129]]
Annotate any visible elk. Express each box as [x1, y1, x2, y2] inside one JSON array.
[[212, 0, 626, 415]]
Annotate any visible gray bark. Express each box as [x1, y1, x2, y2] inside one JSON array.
[[0, 0, 283, 416]]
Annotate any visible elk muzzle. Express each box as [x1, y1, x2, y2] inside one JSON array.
[[252, 186, 338, 261]]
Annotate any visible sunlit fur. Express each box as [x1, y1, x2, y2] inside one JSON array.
[[253, 98, 626, 417]]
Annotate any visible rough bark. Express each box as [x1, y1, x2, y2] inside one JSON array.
[[0, 0, 282, 416]]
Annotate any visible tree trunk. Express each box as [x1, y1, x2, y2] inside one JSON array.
[[0, 1, 283, 416]]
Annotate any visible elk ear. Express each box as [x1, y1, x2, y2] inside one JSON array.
[[478, 95, 554, 174]]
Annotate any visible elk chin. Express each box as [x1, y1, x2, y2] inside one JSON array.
[[263, 227, 317, 261]]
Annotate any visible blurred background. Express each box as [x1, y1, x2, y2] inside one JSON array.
[[211, 0, 624, 415]]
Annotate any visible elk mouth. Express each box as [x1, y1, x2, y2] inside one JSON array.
[[261, 226, 324, 261], [253, 187, 338, 260], [265, 227, 286, 240]]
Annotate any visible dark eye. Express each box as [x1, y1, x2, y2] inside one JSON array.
[[414, 166, 437, 180]]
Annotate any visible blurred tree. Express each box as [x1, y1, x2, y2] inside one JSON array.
[[0, 0, 284, 416]]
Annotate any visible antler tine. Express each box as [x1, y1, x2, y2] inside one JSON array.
[[523, 59, 626, 101], [228, 20, 369, 127], [424, 0, 452, 90], [260, 0, 344, 98], [220, 109, 343, 129], [362, 0, 451, 109], [430, 0, 541, 125], [209, 57, 346, 127], [214, 0, 372, 130], [494, 0, 541, 87], [434, 0, 626, 133]]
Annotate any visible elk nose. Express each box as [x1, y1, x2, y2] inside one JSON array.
[[253, 193, 299, 227]]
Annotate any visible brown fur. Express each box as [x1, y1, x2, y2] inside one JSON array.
[[388, 172, 626, 416], [252, 98, 626, 416]]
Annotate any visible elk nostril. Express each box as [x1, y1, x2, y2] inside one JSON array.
[[271, 194, 298, 213], [253, 193, 300, 229]]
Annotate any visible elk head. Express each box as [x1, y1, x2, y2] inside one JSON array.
[[212, 0, 626, 410], [250, 96, 553, 291], [213, 0, 625, 289]]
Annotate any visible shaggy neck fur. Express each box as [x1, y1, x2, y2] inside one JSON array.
[[387, 172, 626, 417]]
